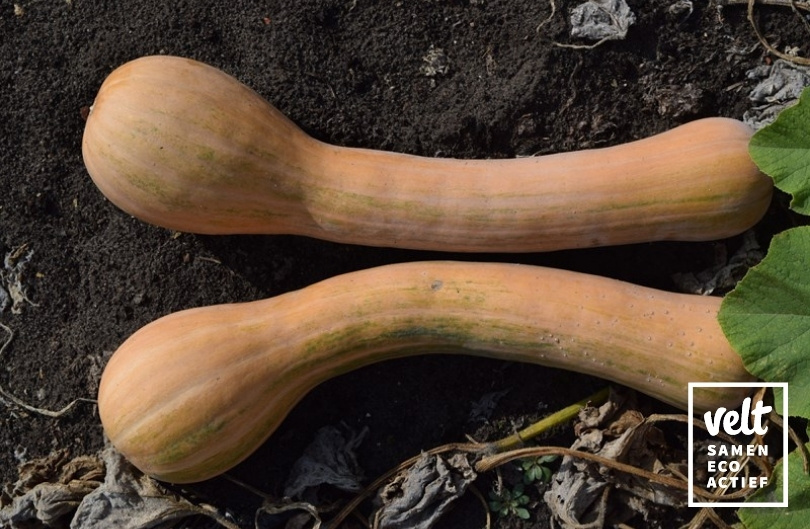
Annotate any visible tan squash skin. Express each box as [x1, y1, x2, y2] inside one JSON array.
[[82, 56, 773, 252], [98, 261, 754, 484]]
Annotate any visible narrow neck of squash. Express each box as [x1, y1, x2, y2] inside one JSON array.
[[263, 262, 751, 413]]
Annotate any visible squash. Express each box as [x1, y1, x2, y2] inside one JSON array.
[[82, 56, 773, 252], [98, 261, 754, 483]]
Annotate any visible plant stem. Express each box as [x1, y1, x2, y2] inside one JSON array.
[[491, 386, 610, 452]]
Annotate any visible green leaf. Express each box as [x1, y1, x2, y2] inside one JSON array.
[[718, 227, 810, 418], [749, 86, 810, 215], [516, 507, 531, 520], [737, 445, 810, 528], [516, 494, 530, 506]]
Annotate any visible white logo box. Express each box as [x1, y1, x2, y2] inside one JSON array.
[[687, 382, 789, 508]]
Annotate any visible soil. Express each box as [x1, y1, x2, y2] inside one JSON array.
[[1, 1, 806, 528]]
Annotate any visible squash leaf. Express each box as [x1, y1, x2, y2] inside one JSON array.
[[718, 227, 810, 419], [736, 444, 810, 528], [749, 86, 810, 215]]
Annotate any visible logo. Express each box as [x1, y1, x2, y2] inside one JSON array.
[[688, 382, 788, 508]]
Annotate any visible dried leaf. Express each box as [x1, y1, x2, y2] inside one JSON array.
[[284, 425, 367, 502], [0, 450, 104, 528], [545, 390, 686, 527], [372, 452, 476, 529], [0, 244, 37, 314], [570, 0, 635, 42], [71, 447, 238, 529]]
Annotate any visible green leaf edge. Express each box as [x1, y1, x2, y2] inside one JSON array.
[[737, 444, 810, 528], [749, 86, 810, 215], [719, 226, 810, 419], [727, 91, 810, 523]]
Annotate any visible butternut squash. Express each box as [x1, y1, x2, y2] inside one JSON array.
[[98, 261, 754, 483], [82, 56, 772, 252]]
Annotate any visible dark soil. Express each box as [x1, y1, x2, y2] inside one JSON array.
[[1, 1, 806, 528]]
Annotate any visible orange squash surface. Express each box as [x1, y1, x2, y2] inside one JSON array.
[[82, 56, 773, 252], [98, 261, 754, 483]]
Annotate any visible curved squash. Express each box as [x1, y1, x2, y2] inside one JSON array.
[[82, 56, 773, 252], [98, 261, 753, 483]]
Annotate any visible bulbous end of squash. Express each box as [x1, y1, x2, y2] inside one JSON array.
[[82, 55, 323, 236], [97, 301, 301, 484]]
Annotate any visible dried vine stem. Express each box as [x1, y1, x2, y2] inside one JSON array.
[[327, 387, 610, 528], [493, 386, 610, 451], [326, 388, 786, 527], [744, 0, 810, 65], [536, 0, 557, 32], [480, 409, 773, 504], [719, 0, 810, 13], [466, 484, 492, 529], [0, 322, 96, 417], [477, 445, 753, 502], [328, 390, 746, 528]]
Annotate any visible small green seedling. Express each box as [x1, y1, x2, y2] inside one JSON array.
[[489, 483, 531, 520], [519, 455, 558, 485]]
